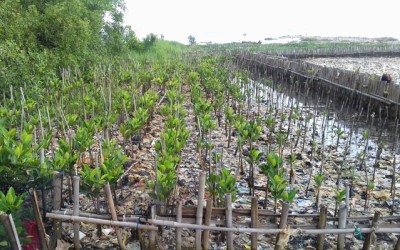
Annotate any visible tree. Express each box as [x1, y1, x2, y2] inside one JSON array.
[[188, 35, 196, 45], [0, 0, 144, 91]]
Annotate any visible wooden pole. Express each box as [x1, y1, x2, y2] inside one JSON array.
[[149, 205, 157, 249], [251, 197, 258, 250], [362, 211, 380, 250], [337, 203, 347, 250], [317, 205, 328, 250], [195, 172, 206, 250], [31, 190, 49, 250], [0, 213, 21, 250], [275, 202, 290, 250], [50, 171, 63, 249], [176, 201, 182, 250], [73, 176, 80, 249], [345, 184, 350, 216], [104, 182, 125, 250], [202, 198, 213, 250], [225, 194, 233, 250], [395, 235, 400, 250]]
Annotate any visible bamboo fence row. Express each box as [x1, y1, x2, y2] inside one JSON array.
[[36, 172, 400, 250], [232, 51, 400, 120]]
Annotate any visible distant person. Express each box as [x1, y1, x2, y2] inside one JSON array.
[[381, 73, 388, 82], [381, 73, 393, 83], [387, 73, 393, 84]]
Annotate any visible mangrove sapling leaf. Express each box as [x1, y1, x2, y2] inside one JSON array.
[[224, 106, 235, 148], [282, 189, 297, 204], [148, 170, 176, 204], [0, 187, 26, 214], [208, 168, 238, 206], [313, 173, 325, 208], [100, 140, 127, 185], [0, 187, 29, 247], [246, 149, 263, 196], [334, 127, 345, 150], [270, 174, 287, 213], [259, 152, 283, 209], [80, 166, 108, 197], [207, 173, 219, 205], [334, 189, 346, 217]]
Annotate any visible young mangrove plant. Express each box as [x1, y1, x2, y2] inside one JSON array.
[[313, 172, 325, 209], [259, 152, 283, 209], [207, 167, 237, 207], [245, 149, 263, 196]]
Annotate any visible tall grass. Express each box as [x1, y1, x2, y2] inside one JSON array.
[[129, 40, 188, 63]]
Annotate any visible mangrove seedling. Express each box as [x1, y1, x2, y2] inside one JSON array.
[[259, 152, 283, 209], [245, 149, 263, 196], [314, 172, 325, 208], [334, 189, 346, 217]]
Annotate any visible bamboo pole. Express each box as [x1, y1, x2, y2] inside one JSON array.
[[395, 235, 400, 250], [362, 211, 380, 250], [46, 213, 158, 230], [275, 202, 290, 250], [176, 201, 182, 250], [51, 213, 400, 234], [50, 171, 63, 249], [73, 176, 80, 249], [195, 172, 206, 250], [337, 203, 347, 250], [202, 198, 213, 250], [251, 197, 258, 250], [0, 213, 21, 250], [104, 182, 125, 250], [317, 205, 328, 250], [31, 190, 49, 250], [225, 194, 233, 250], [149, 206, 157, 249]]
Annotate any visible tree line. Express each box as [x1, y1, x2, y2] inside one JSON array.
[[0, 0, 156, 91]]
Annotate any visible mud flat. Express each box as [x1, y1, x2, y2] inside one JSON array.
[[304, 57, 400, 84]]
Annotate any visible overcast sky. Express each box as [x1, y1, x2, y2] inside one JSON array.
[[123, 0, 399, 44]]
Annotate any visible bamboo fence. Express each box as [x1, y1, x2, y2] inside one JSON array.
[[44, 172, 400, 250], [232, 51, 400, 121]]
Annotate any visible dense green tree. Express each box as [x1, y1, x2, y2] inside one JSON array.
[[0, 0, 155, 91]]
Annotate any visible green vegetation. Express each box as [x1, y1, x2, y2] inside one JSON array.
[[0, 0, 160, 92], [200, 37, 400, 54]]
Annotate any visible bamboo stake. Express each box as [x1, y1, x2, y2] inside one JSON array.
[[104, 182, 125, 250], [316, 205, 327, 250], [31, 190, 49, 250], [50, 171, 63, 249], [225, 194, 233, 250], [176, 201, 182, 250], [202, 198, 213, 250], [337, 203, 347, 250], [195, 172, 206, 250], [395, 235, 400, 250], [362, 211, 380, 250], [251, 197, 258, 250], [149, 206, 157, 249], [0, 213, 21, 250], [275, 202, 290, 250], [73, 176, 80, 249]]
